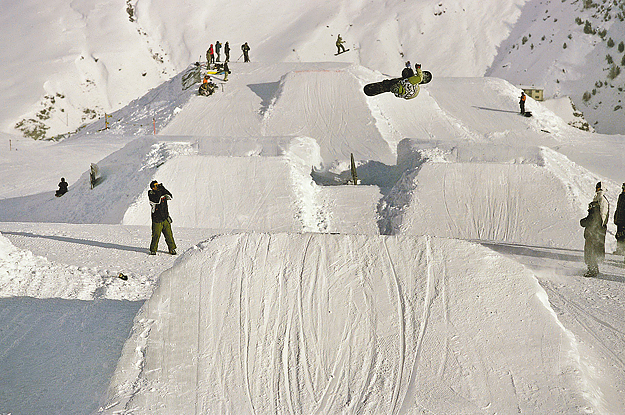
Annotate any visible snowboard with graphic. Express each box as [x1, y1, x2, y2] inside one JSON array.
[[364, 71, 432, 97]]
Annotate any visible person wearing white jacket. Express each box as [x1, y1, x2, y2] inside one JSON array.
[[593, 182, 610, 226]]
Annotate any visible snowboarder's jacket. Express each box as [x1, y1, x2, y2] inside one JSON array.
[[148, 184, 172, 223], [391, 67, 423, 100], [336, 35, 345, 47], [593, 188, 610, 226], [580, 201, 606, 265]]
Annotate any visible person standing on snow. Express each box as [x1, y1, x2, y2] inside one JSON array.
[[336, 34, 346, 54], [241, 42, 250, 62], [593, 182, 610, 226], [391, 63, 423, 100], [148, 180, 177, 255], [519, 91, 527, 115], [614, 183, 625, 256], [207, 44, 215, 66], [402, 61, 414, 78], [224, 41, 230, 62], [215, 41, 222, 62], [581, 200, 605, 277]]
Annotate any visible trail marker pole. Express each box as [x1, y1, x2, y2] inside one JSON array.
[[153, 118, 156, 135]]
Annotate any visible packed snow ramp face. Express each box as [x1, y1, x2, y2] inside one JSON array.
[[383, 162, 583, 248], [104, 233, 588, 414]]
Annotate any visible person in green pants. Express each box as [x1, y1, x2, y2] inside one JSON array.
[[148, 180, 177, 255]]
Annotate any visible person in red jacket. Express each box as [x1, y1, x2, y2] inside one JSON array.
[[206, 44, 215, 66]]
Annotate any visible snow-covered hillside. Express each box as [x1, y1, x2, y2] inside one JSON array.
[[3, 0, 624, 140], [1, 59, 625, 414]]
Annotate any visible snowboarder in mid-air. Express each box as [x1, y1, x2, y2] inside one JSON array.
[[364, 63, 431, 99], [336, 34, 347, 54], [148, 180, 177, 255], [55, 177, 68, 197]]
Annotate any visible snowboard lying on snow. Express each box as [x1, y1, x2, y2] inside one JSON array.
[[364, 71, 432, 97]]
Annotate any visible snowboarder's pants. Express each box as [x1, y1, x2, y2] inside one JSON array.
[[337, 44, 346, 54], [150, 219, 176, 253]]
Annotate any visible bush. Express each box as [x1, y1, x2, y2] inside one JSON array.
[[608, 38, 615, 47], [607, 54, 614, 64], [608, 64, 621, 80], [583, 91, 592, 102], [619, 41, 625, 52], [621, 53, 625, 66], [584, 21, 594, 34]]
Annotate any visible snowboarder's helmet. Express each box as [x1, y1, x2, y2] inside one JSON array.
[[405, 61, 411, 67], [596, 181, 602, 190], [415, 63, 421, 69], [150, 180, 158, 188]]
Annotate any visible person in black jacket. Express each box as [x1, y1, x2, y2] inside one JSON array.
[[148, 180, 177, 255], [402, 61, 415, 78], [580, 200, 605, 277], [614, 182, 625, 257], [55, 178, 68, 197]]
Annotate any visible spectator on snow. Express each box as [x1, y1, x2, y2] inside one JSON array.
[[402, 61, 414, 78], [207, 44, 215, 65], [336, 34, 346, 54], [241, 42, 250, 62], [593, 181, 610, 226], [519, 91, 526, 115], [224, 41, 230, 62], [55, 177, 68, 197], [614, 183, 625, 257], [148, 180, 177, 256], [215, 41, 222, 62], [580, 200, 605, 278]]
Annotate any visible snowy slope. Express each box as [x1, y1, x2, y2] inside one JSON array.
[[1, 60, 625, 414], [103, 233, 590, 414], [13, 0, 625, 140]]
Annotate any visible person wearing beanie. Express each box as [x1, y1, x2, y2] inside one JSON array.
[[148, 180, 177, 255], [593, 181, 610, 226]]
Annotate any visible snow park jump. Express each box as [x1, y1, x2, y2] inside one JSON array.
[[1, 60, 625, 414]]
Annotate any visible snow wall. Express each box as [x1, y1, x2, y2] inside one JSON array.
[[103, 233, 588, 414]]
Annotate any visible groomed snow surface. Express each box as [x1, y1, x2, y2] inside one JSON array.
[[1, 62, 625, 414]]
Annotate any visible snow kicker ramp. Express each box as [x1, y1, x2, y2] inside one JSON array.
[[123, 155, 304, 231], [161, 68, 396, 165], [389, 162, 583, 248], [103, 233, 589, 414]]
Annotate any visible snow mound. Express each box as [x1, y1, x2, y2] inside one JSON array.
[[264, 69, 395, 165], [382, 162, 582, 248], [103, 233, 588, 414]]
